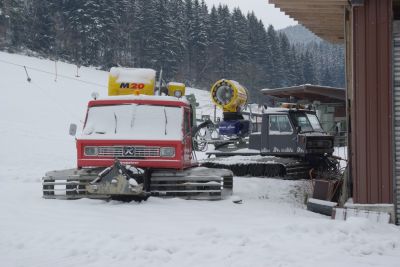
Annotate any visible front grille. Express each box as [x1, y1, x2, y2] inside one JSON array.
[[306, 139, 332, 149], [97, 146, 160, 158]]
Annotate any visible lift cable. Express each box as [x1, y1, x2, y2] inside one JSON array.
[[0, 58, 106, 88], [0, 58, 101, 122]]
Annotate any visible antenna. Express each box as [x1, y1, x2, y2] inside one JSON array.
[[158, 68, 163, 96]]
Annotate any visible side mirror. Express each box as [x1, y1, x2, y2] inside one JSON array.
[[69, 123, 77, 136], [296, 126, 302, 133]]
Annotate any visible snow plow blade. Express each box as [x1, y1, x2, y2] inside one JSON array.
[[42, 165, 233, 201], [42, 160, 150, 202]]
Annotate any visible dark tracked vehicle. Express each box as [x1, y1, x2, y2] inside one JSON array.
[[198, 80, 338, 179]]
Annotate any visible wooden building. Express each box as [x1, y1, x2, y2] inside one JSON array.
[[268, 0, 399, 223]]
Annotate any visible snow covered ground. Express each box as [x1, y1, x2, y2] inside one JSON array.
[[1, 52, 400, 267]]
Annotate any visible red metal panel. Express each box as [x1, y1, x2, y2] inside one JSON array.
[[377, 1, 393, 203], [353, 4, 367, 203], [366, 0, 379, 202], [352, 0, 393, 204]]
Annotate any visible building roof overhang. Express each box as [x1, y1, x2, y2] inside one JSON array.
[[261, 84, 346, 103], [269, 0, 349, 43]]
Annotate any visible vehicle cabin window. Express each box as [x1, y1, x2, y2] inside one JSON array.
[[269, 115, 293, 135]]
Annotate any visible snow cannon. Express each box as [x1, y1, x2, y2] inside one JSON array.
[[211, 79, 250, 138], [108, 67, 156, 96], [211, 79, 248, 113]]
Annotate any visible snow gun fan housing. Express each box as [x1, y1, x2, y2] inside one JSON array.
[[211, 79, 250, 137]]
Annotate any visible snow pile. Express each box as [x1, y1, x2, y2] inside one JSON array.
[[110, 67, 156, 84], [0, 52, 400, 267], [98, 94, 189, 103]]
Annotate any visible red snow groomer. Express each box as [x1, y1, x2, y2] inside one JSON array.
[[42, 68, 233, 201]]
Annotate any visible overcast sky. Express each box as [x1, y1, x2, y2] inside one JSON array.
[[203, 0, 297, 30]]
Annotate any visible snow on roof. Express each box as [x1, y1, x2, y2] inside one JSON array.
[[242, 104, 265, 115], [265, 107, 291, 113], [110, 67, 156, 84], [97, 94, 189, 104], [168, 82, 185, 87]]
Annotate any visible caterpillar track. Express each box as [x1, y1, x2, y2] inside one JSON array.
[[201, 156, 311, 179], [42, 162, 233, 201]]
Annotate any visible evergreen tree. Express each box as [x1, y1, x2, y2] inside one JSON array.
[[278, 33, 292, 86], [62, 0, 85, 66], [29, 0, 56, 55], [97, 0, 119, 68], [267, 25, 284, 87], [0, 0, 345, 94], [215, 5, 232, 78], [230, 8, 249, 80], [168, 0, 187, 80], [302, 50, 316, 84], [0, 0, 6, 47], [8, 0, 28, 50], [190, 0, 209, 84], [112, 0, 133, 67], [290, 46, 304, 85], [152, 0, 177, 79]]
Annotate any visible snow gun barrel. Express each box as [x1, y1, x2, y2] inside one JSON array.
[[210, 79, 248, 113]]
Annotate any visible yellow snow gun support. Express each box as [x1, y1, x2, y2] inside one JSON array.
[[108, 67, 157, 96], [210, 79, 248, 113]]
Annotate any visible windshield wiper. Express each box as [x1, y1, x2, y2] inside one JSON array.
[[300, 130, 316, 134], [301, 130, 324, 134], [114, 112, 118, 134], [130, 104, 137, 129], [164, 108, 168, 135]]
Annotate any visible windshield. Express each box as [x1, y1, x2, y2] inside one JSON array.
[[306, 113, 323, 131], [292, 112, 323, 132], [82, 104, 183, 140]]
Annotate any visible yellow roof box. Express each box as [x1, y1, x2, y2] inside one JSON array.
[[167, 82, 186, 98], [108, 67, 156, 96]]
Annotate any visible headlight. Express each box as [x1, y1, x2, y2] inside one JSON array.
[[174, 90, 183, 98], [160, 147, 175, 157], [84, 146, 98, 156]]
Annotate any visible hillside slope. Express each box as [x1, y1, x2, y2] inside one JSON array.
[[279, 25, 321, 44]]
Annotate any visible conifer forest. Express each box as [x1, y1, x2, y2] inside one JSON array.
[[0, 0, 344, 101]]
